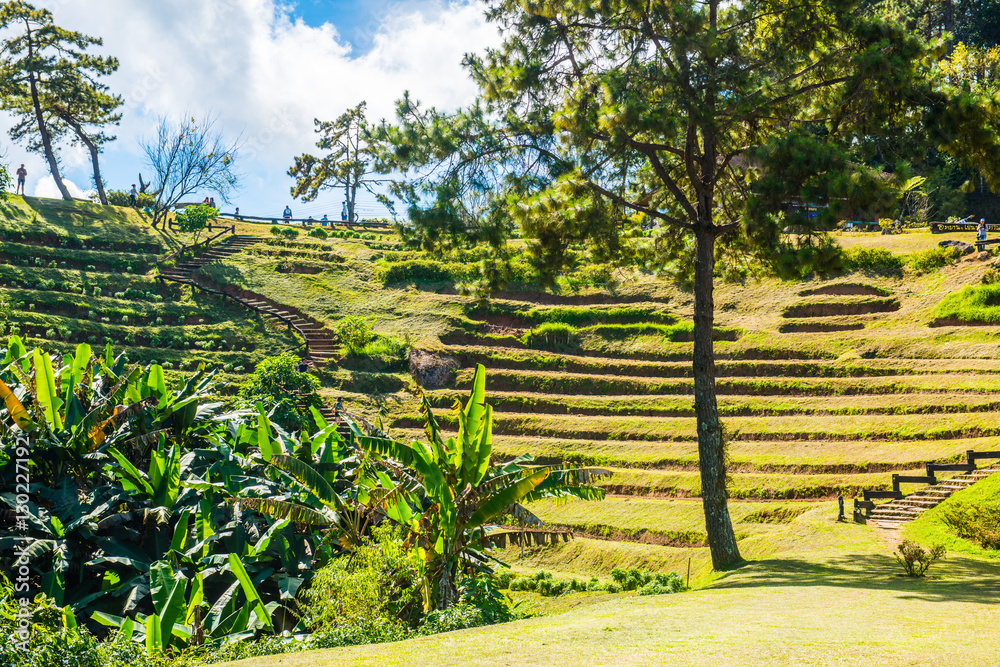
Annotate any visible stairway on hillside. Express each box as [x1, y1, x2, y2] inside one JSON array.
[[869, 466, 999, 528], [160, 234, 339, 367], [160, 234, 261, 281]]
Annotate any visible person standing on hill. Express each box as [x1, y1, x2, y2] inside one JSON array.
[[129, 184, 137, 207], [283, 205, 292, 220], [978, 218, 988, 243], [15, 164, 26, 195]]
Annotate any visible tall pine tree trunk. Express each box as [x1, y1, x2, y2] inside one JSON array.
[[25, 24, 72, 201], [693, 226, 742, 569], [79, 130, 107, 205]]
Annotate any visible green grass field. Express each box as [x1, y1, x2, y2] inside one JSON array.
[[218, 505, 1000, 666]]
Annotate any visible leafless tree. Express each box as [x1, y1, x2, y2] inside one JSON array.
[[141, 114, 243, 228]]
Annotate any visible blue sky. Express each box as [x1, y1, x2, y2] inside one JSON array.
[[7, 0, 496, 220], [293, 0, 385, 49]]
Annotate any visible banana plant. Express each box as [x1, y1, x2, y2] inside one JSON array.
[[232, 407, 367, 554], [357, 364, 610, 609], [0, 339, 319, 639], [249, 364, 610, 610], [92, 555, 275, 654]]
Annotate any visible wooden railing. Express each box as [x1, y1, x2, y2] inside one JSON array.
[[853, 449, 1000, 521], [215, 212, 392, 229], [155, 226, 310, 356]]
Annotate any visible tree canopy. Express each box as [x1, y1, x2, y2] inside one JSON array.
[[375, 0, 1000, 568], [0, 0, 121, 202]]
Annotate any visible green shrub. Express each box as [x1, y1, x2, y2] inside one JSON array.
[[522, 322, 579, 349], [895, 539, 945, 577], [843, 247, 904, 276], [336, 315, 375, 352], [611, 567, 654, 591], [908, 246, 961, 273], [174, 203, 219, 243], [982, 267, 1000, 285], [637, 572, 686, 595], [416, 604, 485, 636], [236, 351, 321, 433], [308, 227, 329, 240], [940, 500, 1000, 550], [105, 188, 157, 209], [934, 284, 1000, 323], [377, 260, 463, 284], [303, 524, 423, 637]]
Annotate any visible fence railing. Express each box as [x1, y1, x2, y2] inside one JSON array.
[[155, 227, 311, 356], [853, 449, 1000, 521], [215, 212, 392, 230]]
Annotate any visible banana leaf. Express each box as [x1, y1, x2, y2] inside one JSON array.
[[466, 469, 549, 531], [34, 348, 63, 431], [0, 377, 33, 430], [269, 455, 337, 505], [228, 553, 272, 631], [250, 517, 291, 556]]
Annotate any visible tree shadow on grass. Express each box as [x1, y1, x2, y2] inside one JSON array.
[[712, 554, 1000, 605]]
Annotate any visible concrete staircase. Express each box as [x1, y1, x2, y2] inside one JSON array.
[[869, 466, 999, 528], [159, 234, 339, 367]]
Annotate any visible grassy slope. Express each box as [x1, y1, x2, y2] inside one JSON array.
[[0, 196, 297, 390], [221, 507, 1000, 667], [161, 221, 1000, 569], [904, 470, 1000, 560]]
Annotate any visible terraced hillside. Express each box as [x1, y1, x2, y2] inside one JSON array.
[[396, 254, 1000, 582], [7, 197, 999, 586], [0, 196, 297, 390]]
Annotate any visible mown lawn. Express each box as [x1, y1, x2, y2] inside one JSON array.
[[219, 508, 1000, 666]]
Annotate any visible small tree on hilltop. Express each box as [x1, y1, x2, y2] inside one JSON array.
[[289, 101, 391, 225], [375, 0, 1000, 569], [142, 114, 242, 228], [173, 202, 219, 244]]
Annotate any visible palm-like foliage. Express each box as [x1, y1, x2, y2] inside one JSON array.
[[360, 364, 610, 609], [0, 339, 328, 647], [255, 365, 610, 610]]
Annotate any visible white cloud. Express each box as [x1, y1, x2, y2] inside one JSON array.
[[33, 176, 94, 200], [7, 0, 499, 217]]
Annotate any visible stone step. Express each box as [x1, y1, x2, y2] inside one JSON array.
[[898, 499, 940, 507], [872, 506, 923, 516]]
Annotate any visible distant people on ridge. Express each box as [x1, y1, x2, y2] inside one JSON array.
[[283, 205, 292, 220], [129, 184, 138, 207], [15, 164, 26, 195], [978, 218, 988, 242], [234, 207, 242, 220], [208, 197, 216, 209]]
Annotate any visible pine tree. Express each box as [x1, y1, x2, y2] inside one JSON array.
[[289, 102, 390, 224], [376, 0, 1000, 568], [0, 1, 121, 202]]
